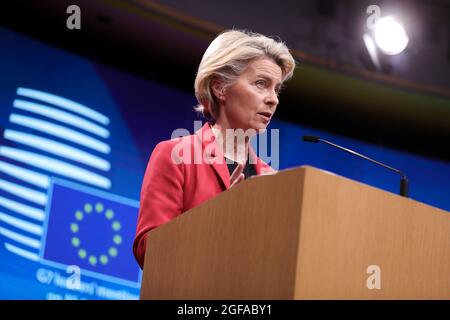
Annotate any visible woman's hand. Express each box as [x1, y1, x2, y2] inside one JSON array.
[[230, 163, 245, 187]]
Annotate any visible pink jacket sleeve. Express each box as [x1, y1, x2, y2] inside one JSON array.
[[132, 140, 184, 269]]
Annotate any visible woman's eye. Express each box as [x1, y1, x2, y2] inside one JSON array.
[[256, 80, 266, 88]]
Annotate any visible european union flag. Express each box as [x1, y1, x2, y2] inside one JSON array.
[[42, 179, 140, 284]]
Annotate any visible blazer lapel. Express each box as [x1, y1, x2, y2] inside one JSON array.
[[249, 144, 275, 175], [248, 145, 262, 175], [194, 123, 275, 189], [195, 123, 230, 190]]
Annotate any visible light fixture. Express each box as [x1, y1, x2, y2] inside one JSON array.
[[374, 16, 409, 55]]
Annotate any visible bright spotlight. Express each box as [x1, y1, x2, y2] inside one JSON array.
[[374, 16, 409, 55]]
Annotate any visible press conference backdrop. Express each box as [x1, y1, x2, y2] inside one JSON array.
[[0, 27, 449, 300]]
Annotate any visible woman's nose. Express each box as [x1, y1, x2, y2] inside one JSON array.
[[265, 90, 279, 106]]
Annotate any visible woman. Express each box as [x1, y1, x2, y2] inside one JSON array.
[[133, 30, 296, 268]]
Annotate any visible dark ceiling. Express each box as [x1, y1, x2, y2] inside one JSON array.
[[1, 0, 449, 161]]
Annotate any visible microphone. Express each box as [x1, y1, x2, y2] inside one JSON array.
[[302, 135, 409, 197]]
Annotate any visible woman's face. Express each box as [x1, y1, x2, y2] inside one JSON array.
[[216, 58, 283, 132]]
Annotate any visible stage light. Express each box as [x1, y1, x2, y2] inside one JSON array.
[[374, 16, 409, 55]]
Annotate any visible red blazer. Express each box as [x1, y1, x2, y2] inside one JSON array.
[[133, 122, 274, 268]]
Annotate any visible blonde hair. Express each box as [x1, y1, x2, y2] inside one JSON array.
[[194, 30, 296, 121]]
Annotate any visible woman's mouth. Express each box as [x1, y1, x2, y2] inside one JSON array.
[[258, 112, 272, 121]]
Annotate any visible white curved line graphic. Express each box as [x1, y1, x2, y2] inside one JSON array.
[[4, 242, 39, 261], [4, 130, 111, 171], [0, 178, 47, 206], [17, 87, 110, 126], [0, 196, 45, 221], [0, 146, 111, 189], [0, 161, 50, 189], [0, 212, 43, 236], [9, 114, 110, 154], [0, 227, 41, 249], [13, 99, 110, 138]]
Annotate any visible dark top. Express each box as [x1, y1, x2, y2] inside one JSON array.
[[225, 157, 257, 179]]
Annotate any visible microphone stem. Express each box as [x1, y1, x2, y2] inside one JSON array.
[[320, 139, 409, 198], [400, 176, 409, 198], [321, 139, 400, 174]]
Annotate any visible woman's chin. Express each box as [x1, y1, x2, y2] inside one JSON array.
[[235, 121, 268, 133], [252, 122, 269, 132]]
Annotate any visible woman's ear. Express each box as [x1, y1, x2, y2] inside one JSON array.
[[211, 80, 225, 102]]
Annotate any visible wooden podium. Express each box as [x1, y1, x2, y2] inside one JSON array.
[[140, 166, 450, 299]]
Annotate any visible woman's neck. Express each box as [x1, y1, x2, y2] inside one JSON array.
[[211, 122, 249, 164]]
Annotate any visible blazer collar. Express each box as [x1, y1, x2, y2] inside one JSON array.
[[194, 122, 269, 189]]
